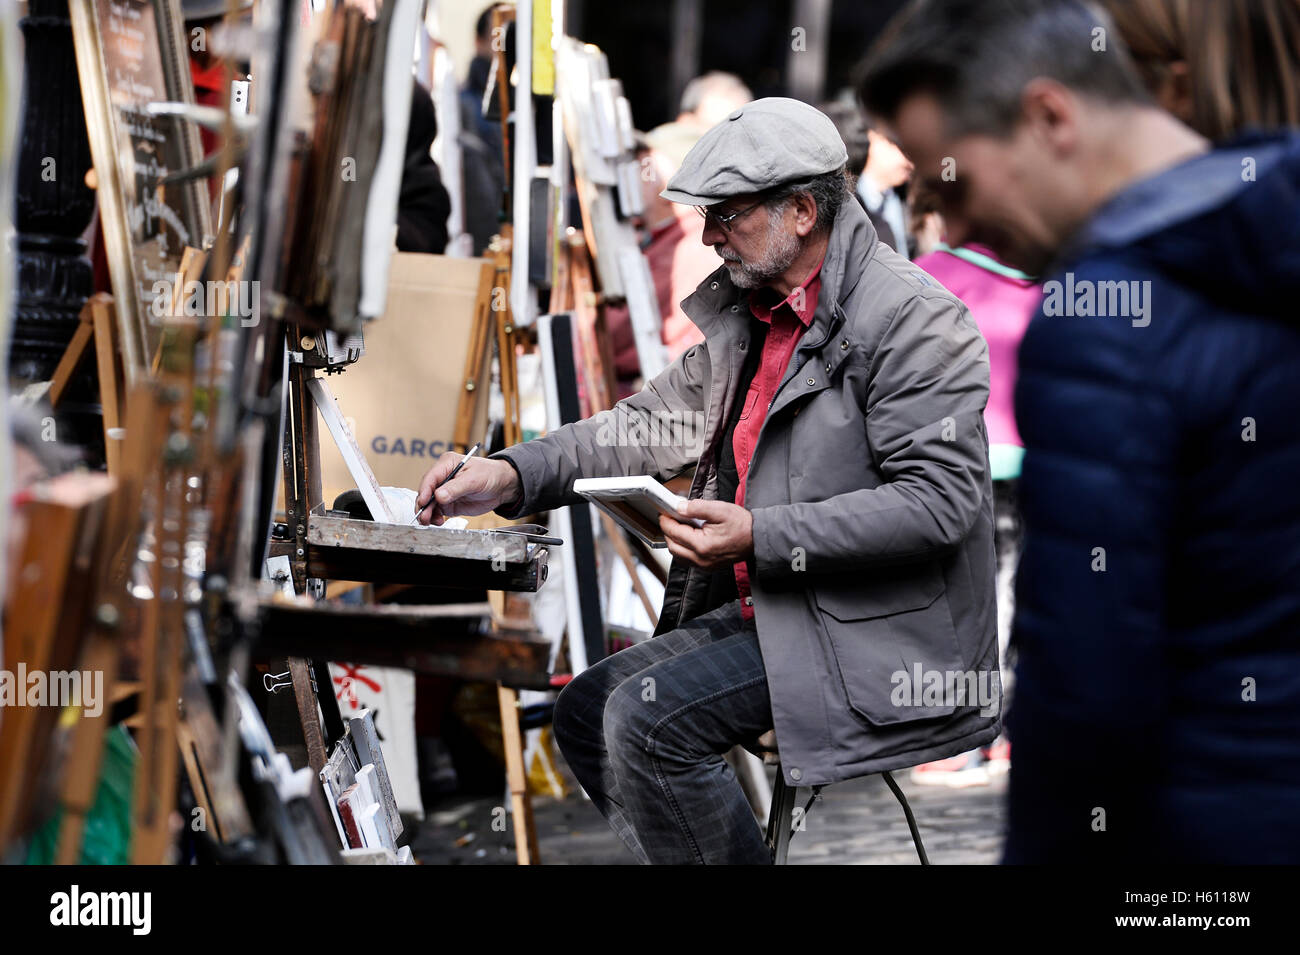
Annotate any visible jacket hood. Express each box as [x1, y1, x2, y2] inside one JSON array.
[[1064, 130, 1300, 317]]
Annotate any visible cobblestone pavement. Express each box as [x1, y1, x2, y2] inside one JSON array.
[[410, 763, 1008, 865]]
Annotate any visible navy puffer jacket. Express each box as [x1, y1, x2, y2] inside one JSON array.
[[1005, 131, 1300, 864]]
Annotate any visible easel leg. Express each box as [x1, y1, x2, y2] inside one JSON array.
[[47, 302, 96, 408], [599, 514, 659, 628], [177, 719, 222, 844], [311, 657, 346, 750], [453, 261, 498, 451], [497, 683, 540, 865], [54, 633, 120, 864], [128, 483, 168, 864], [289, 657, 328, 775], [57, 385, 160, 862], [131, 380, 192, 864], [90, 296, 124, 475]]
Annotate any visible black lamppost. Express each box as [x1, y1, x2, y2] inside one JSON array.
[[9, 0, 96, 386]]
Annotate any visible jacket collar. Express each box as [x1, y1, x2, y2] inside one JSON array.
[[1049, 131, 1293, 275]]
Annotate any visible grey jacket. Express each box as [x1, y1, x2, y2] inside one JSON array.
[[496, 199, 1001, 786]]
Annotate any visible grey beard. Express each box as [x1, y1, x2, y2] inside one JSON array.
[[719, 210, 802, 289]]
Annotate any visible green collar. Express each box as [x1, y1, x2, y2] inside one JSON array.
[[934, 243, 1037, 282]]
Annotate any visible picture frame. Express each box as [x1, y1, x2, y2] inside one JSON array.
[[70, 0, 212, 382]]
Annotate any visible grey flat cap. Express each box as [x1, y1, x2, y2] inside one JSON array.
[[661, 97, 849, 205]]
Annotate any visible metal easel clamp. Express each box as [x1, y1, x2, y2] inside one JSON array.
[[263, 670, 293, 694]]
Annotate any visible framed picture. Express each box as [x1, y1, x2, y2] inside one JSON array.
[[70, 0, 212, 381]]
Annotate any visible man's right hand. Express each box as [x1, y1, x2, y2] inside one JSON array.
[[414, 453, 521, 526]]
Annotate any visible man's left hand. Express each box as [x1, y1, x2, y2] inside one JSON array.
[[659, 499, 754, 570]]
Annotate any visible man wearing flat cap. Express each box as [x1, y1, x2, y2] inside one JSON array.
[[417, 98, 1000, 864]]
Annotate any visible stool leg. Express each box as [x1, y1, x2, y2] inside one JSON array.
[[881, 770, 930, 865], [728, 745, 772, 820], [765, 767, 800, 864]]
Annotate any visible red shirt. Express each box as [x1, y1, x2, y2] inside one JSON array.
[[733, 260, 823, 619]]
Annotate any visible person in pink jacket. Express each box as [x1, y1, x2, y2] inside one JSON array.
[[911, 241, 1040, 787]]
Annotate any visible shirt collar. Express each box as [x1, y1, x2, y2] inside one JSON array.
[[749, 255, 824, 327], [856, 174, 884, 212]]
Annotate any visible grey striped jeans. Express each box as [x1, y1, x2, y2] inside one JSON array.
[[552, 600, 774, 864]]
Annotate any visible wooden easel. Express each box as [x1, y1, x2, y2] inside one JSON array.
[[453, 234, 522, 453], [275, 328, 552, 864], [492, 234, 524, 448], [0, 472, 116, 857], [52, 342, 253, 864], [566, 232, 617, 418], [13, 334, 201, 863], [278, 345, 346, 777], [449, 233, 559, 864], [48, 293, 125, 474], [453, 258, 500, 453], [50, 382, 158, 863]]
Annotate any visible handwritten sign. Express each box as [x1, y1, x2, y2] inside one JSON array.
[[72, 0, 208, 372]]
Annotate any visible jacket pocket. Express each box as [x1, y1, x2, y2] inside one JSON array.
[[814, 562, 965, 726]]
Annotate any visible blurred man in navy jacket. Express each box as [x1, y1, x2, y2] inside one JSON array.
[[860, 0, 1300, 862]]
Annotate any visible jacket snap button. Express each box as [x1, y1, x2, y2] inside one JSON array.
[[730, 305, 739, 312], [744, 596, 753, 606], [789, 768, 802, 782], [710, 281, 720, 290], [739, 342, 746, 351], [806, 377, 815, 386], [825, 363, 831, 373], [840, 340, 849, 350]]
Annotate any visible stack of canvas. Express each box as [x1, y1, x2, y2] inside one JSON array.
[[320, 709, 414, 865]]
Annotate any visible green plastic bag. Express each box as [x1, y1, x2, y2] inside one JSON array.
[[25, 724, 136, 865]]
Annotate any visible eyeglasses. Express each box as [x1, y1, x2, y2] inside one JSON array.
[[695, 198, 767, 233]]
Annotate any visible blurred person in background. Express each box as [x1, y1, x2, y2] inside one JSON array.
[[606, 131, 723, 399], [668, 71, 754, 137], [822, 99, 914, 255], [909, 189, 1041, 788], [461, 6, 504, 162], [638, 127, 724, 359], [907, 182, 946, 258], [1101, 0, 1300, 141], [396, 84, 452, 255], [183, 0, 251, 161], [861, 0, 1300, 862], [457, 6, 508, 254], [855, 120, 914, 256], [605, 73, 754, 389]]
